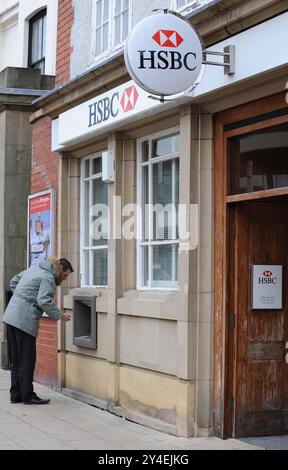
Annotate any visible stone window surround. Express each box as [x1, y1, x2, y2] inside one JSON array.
[[60, 108, 214, 318], [61, 128, 186, 318]]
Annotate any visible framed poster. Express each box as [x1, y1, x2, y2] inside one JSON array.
[[252, 265, 283, 310], [27, 190, 55, 268]]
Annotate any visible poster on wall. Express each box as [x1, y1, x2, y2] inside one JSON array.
[[27, 190, 55, 268], [252, 265, 283, 310]]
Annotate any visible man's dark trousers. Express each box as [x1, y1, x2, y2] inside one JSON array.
[[7, 324, 36, 402]]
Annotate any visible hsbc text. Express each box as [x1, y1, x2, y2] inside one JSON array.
[[88, 92, 119, 127], [258, 277, 277, 284], [138, 50, 197, 71]]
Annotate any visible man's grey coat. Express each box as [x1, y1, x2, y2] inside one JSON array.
[[2, 260, 62, 337]]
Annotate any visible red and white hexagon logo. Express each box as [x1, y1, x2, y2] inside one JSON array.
[[152, 30, 183, 48], [120, 85, 139, 112], [263, 271, 273, 277]]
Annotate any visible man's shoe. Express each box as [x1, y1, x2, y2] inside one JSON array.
[[24, 397, 50, 405], [10, 397, 22, 404], [24, 392, 50, 405]]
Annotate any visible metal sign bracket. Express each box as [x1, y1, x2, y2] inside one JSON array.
[[203, 45, 235, 75]]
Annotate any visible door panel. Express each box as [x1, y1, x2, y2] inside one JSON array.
[[233, 202, 288, 437]]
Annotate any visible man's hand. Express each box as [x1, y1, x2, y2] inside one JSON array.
[[62, 313, 71, 322]]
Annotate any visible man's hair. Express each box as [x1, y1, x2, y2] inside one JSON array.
[[60, 258, 74, 273]]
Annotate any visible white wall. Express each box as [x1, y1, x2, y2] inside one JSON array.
[[0, 22, 18, 70], [0, 0, 58, 75], [0, 1, 18, 72], [0, 1, 17, 10]]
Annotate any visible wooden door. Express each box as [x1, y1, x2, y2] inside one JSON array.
[[232, 201, 288, 437]]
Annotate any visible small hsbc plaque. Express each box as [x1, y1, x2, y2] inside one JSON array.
[[252, 265, 283, 310]]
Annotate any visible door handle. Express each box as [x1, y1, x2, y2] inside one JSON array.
[[285, 342, 288, 365]]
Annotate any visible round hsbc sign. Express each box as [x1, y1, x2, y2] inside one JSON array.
[[124, 13, 204, 96]]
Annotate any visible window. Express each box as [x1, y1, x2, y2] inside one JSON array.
[[93, 0, 130, 59], [138, 130, 180, 289], [114, 0, 129, 47], [81, 154, 108, 287], [228, 123, 288, 195], [173, 0, 210, 11], [176, 0, 189, 7], [28, 9, 47, 74], [94, 0, 109, 56], [174, 0, 196, 9]]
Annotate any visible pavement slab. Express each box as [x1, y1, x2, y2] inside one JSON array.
[[0, 368, 264, 451], [239, 436, 288, 450]]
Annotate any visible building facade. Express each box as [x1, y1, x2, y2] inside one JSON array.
[[0, 0, 58, 370], [27, 0, 288, 438]]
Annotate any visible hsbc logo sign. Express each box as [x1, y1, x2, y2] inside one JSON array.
[[259, 270, 277, 284], [87, 83, 148, 130], [57, 79, 163, 148], [138, 29, 197, 73], [120, 85, 139, 112], [125, 13, 204, 96], [252, 264, 283, 310], [152, 30, 183, 48]]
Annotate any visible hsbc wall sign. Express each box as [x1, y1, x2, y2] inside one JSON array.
[[252, 265, 283, 310], [88, 84, 140, 127], [57, 80, 162, 147], [124, 12, 204, 96]]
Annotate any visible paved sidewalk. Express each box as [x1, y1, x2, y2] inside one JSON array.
[[0, 368, 261, 450], [239, 436, 288, 450]]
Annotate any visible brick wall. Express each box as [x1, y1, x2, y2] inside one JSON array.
[[56, 0, 74, 86], [34, 318, 58, 387], [32, 117, 60, 387], [33, 0, 74, 387], [31, 117, 59, 195]]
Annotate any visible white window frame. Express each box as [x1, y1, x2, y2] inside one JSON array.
[[171, 0, 204, 13], [93, 0, 110, 58], [113, 0, 129, 48], [137, 127, 180, 291], [80, 153, 108, 288], [91, 0, 131, 62]]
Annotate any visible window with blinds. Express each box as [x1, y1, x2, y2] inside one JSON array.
[[81, 154, 108, 287], [138, 130, 180, 289]]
